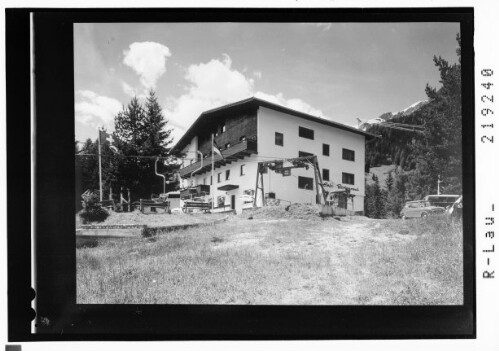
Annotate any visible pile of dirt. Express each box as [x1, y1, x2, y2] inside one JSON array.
[[245, 203, 322, 221], [286, 203, 321, 220]]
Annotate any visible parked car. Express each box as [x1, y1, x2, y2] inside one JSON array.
[[400, 200, 446, 219], [424, 194, 461, 209]]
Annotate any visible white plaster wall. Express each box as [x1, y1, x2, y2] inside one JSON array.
[[256, 106, 366, 212], [183, 107, 366, 213]]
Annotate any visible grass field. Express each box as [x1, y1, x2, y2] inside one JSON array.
[[76, 214, 463, 305], [76, 211, 228, 228]]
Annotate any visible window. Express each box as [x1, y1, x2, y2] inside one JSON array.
[[322, 169, 330, 181], [240, 164, 246, 176], [298, 176, 314, 190], [225, 170, 230, 181], [275, 132, 283, 146], [342, 172, 355, 185], [217, 173, 222, 183], [342, 148, 355, 161], [299, 151, 314, 158], [323, 143, 330, 156], [299, 126, 314, 140]]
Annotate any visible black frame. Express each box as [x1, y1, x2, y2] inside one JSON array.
[[6, 7, 475, 341]]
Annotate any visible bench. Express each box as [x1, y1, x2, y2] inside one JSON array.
[[138, 199, 170, 213], [183, 202, 211, 213]]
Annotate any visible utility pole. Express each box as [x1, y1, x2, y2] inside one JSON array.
[[211, 133, 215, 211], [437, 175, 442, 195], [98, 127, 103, 201]]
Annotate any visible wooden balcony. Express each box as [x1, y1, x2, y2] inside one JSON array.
[[179, 139, 257, 178]]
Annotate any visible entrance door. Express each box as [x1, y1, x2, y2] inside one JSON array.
[[231, 195, 236, 210]]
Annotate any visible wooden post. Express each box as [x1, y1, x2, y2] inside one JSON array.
[[128, 189, 131, 212], [314, 156, 328, 204], [98, 129, 103, 201], [260, 169, 265, 207], [312, 156, 321, 205], [253, 163, 260, 207]]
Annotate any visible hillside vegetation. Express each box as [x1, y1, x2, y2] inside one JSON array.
[[364, 34, 462, 218]]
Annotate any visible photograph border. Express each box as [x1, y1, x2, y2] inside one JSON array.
[[6, 7, 475, 341]]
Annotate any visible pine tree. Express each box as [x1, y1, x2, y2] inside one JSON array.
[[385, 171, 394, 192], [143, 90, 173, 154], [385, 172, 407, 218], [78, 138, 99, 192], [112, 92, 178, 199]]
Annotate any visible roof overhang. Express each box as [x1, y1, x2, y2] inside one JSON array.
[[218, 184, 239, 191]]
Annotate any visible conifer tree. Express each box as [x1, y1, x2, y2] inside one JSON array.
[[112, 92, 178, 199], [385, 171, 394, 192]]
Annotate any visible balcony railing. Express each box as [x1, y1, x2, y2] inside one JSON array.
[[179, 139, 257, 178]]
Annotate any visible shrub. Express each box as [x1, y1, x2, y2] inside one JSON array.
[[79, 191, 109, 224]]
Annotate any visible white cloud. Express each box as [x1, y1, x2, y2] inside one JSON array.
[[123, 41, 172, 89], [254, 91, 324, 117], [166, 54, 324, 143], [166, 54, 254, 141], [75, 90, 122, 131]]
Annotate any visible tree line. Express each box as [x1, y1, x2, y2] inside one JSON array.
[[75, 90, 180, 209], [364, 34, 462, 218]]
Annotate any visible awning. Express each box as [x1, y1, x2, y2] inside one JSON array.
[[218, 184, 239, 191]]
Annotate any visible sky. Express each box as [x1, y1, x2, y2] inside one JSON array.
[[74, 22, 460, 144]]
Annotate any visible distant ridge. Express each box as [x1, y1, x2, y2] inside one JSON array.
[[358, 100, 428, 131]]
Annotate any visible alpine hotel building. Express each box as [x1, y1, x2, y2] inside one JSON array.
[[172, 97, 374, 214]]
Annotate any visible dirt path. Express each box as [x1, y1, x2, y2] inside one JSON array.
[[280, 218, 418, 304]]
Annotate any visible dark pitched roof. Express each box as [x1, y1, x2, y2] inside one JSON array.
[[172, 97, 375, 151]]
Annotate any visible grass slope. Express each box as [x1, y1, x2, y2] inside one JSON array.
[[77, 215, 463, 305]]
